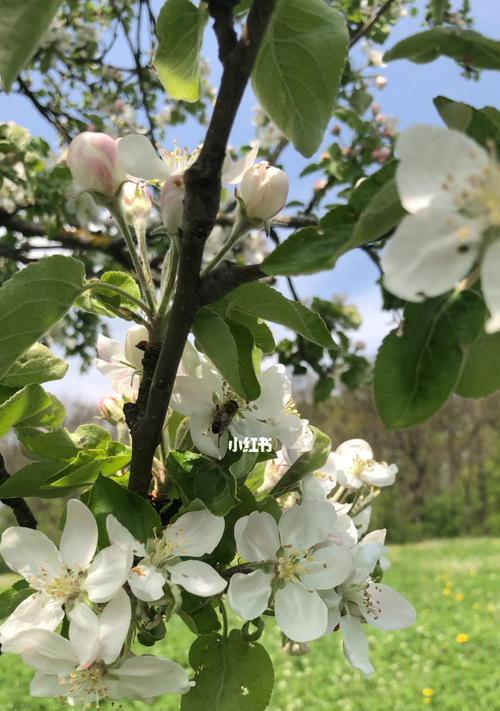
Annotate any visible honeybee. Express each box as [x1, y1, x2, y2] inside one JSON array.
[[211, 399, 239, 436]]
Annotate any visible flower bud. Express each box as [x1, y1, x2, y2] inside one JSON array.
[[372, 146, 392, 164], [239, 162, 289, 221], [121, 181, 152, 223], [160, 175, 185, 235], [98, 395, 125, 423], [282, 640, 310, 656], [67, 131, 126, 196]]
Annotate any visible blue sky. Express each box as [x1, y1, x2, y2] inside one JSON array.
[[1, 0, 499, 404]]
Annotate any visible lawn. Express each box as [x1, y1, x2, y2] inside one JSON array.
[[0, 538, 498, 711]]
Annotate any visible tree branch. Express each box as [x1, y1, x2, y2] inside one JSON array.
[[0, 454, 37, 529], [349, 0, 398, 47], [198, 261, 265, 305], [127, 0, 278, 497]]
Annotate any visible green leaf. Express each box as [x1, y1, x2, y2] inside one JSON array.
[[374, 291, 486, 428], [434, 96, 500, 150], [71, 424, 111, 450], [0, 256, 85, 381], [0, 460, 65, 498], [87, 475, 162, 548], [154, 0, 208, 102], [0, 0, 64, 91], [179, 592, 221, 635], [193, 307, 260, 400], [252, 0, 349, 157], [168, 451, 238, 516], [0, 343, 68, 387], [84, 271, 142, 318], [262, 213, 354, 276], [0, 582, 33, 621], [384, 28, 500, 70], [455, 330, 500, 398], [226, 282, 335, 349], [350, 178, 406, 248], [16, 427, 78, 461], [271, 426, 331, 496], [0, 384, 54, 437], [181, 630, 274, 711]]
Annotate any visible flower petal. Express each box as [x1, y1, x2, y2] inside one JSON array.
[[118, 134, 171, 181], [360, 582, 416, 631], [396, 125, 490, 213], [190, 408, 229, 459], [222, 144, 259, 184], [96, 334, 124, 363], [300, 543, 352, 590], [124, 325, 149, 370], [68, 603, 100, 668], [278, 502, 338, 551], [60, 499, 98, 570], [84, 544, 132, 603], [106, 515, 146, 556], [481, 239, 500, 333], [128, 563, 166, 602], [0, 594, 63, 644], [169, 560, 227, 597], [98, 589, 132, 664], [109, 655, 193, 698], [340, 613, 374, 676], [3, 629, 78, 675], [30, 672, 67, 698], [362, 462, 398, 488], [381, 208, 482, 302], [234, 511, 280, 562], [275, 583, 327, 642], [227, 569, 273, 620], [163, 509, 225, 557], [252, 365, 291, 418], [0, 527, 63, 585]]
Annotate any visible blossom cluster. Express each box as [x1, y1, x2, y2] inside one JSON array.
[[0, 426, 415, 704]]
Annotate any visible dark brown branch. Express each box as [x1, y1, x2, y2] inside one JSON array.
[[17, 78, 72, 142], [0, 454, 37, 529], [208, 1, 238, 63], [350, 0, 398, 47], [198, 261, 265, 305], [127, 0, 278, 498], [215, 212, 318, 229]]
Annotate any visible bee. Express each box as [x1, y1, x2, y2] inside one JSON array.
[[211, 399, 239, 436]]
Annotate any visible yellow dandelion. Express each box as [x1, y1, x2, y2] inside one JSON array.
[[456, 633, 470, 644], [422, 688, 435, 698], [443, 588, 452, 596], [423, 699, 432, 705], [455, 592, 464, 602], [445, 580, 453, 588]]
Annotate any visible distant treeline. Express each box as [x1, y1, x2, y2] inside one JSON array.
[[301, 389, 500, 542]]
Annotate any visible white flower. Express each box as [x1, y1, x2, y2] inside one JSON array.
[[171, 352, 310, 459], [106, 509, 226, 602], [0, 500, 132, 643], [331, 439, 397, 490], [95, 324, 148, 398], [2, 590, 192, 703], [381, 124, 500, 332], [67, 132, 126, 196], [118, 133, 258, 185], [227, 503, 353, 642], [238, 163, 289, 221], [301, 477, 358, 547], [321, 529, 416, 676]]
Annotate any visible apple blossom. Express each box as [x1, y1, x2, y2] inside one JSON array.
[[160, 174, 186, 236], [227, 503, 352, 642], [238, 162, 289, 221], [0, 500, 131, 643], [67, 132, 126, 196], [2, 590, 193, 703], [381, 125, 500, 332], [321, 529, 416, 675], [171, 349, 312, 459], [106, 509, 226, 602], [95, 324, 148, 398], [331, 438, 397, 489]]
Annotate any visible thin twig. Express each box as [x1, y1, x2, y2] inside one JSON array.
[[350, 0, 398, 47], [0, 454, 37, 529]]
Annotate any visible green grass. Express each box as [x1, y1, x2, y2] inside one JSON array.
[[0, 538, 498, 711]]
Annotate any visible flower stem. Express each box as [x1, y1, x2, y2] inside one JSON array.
[[201, 212, 254, 276], [158, 241, 180, 320], [110, 203, 157, 313]]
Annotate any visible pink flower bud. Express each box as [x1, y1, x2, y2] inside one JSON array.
[[372, 146, 392, 164], [239, 162, 289, 221], [67, 131, 126, 196], [160, 175, 185, 235], [375, 75, 388, 89]]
